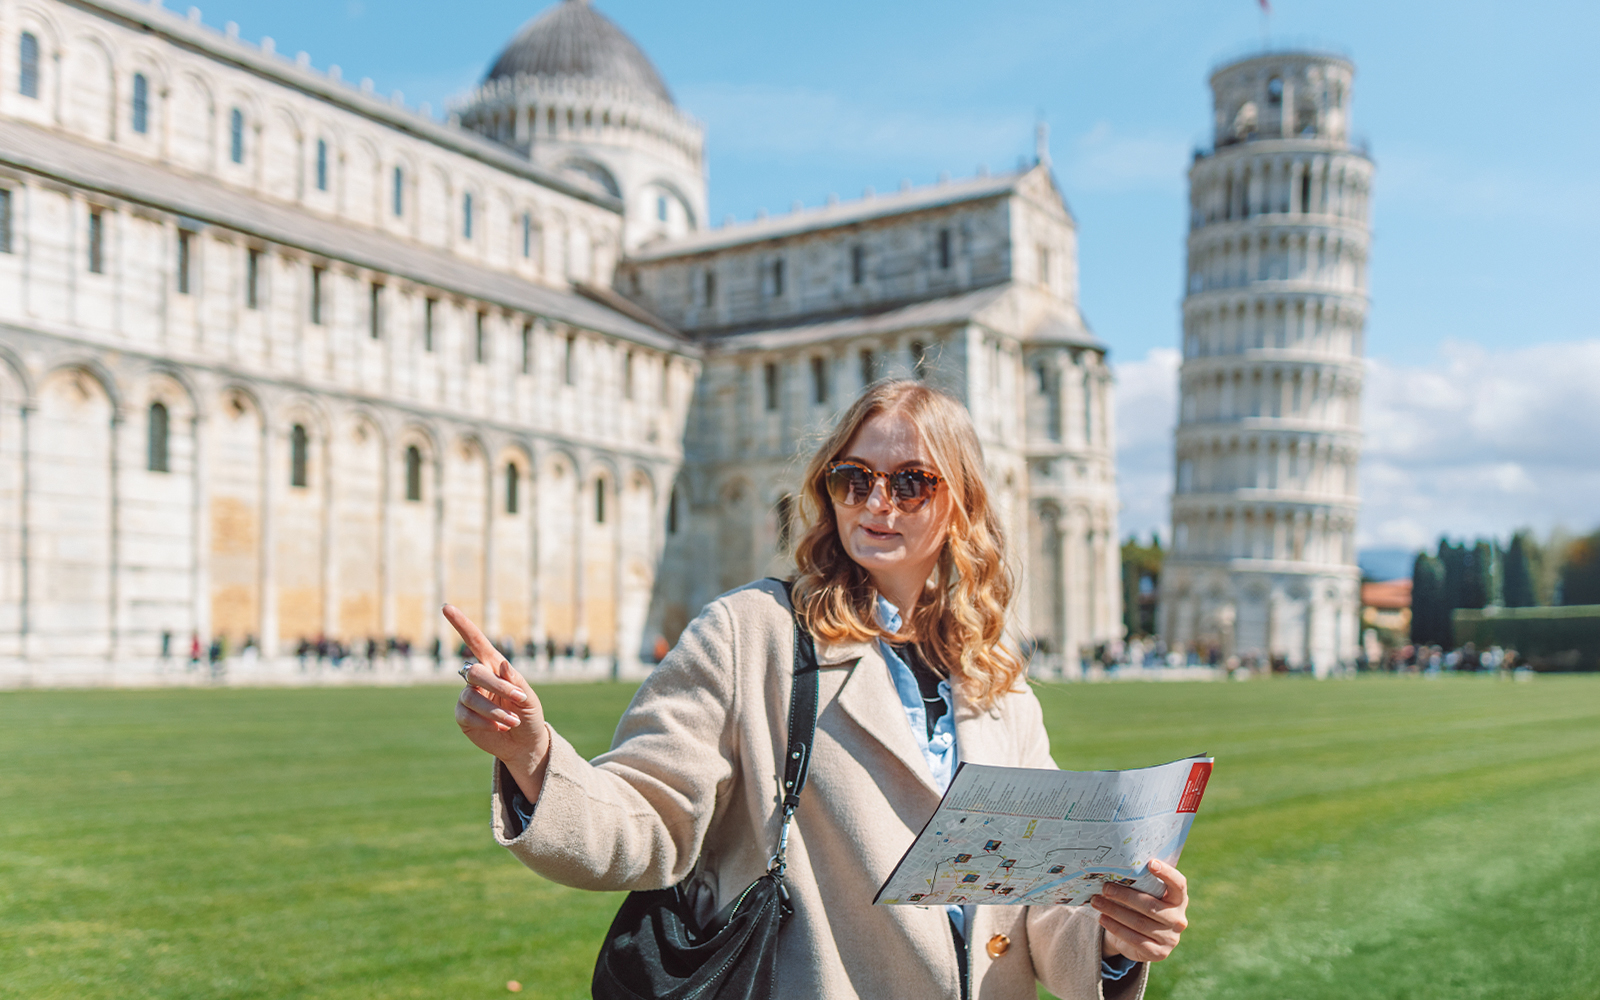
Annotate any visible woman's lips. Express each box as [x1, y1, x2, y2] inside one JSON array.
[[861, 525, 898, 539]]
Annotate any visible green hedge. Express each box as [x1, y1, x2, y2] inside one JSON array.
[[1453, 605, 1600, 671]]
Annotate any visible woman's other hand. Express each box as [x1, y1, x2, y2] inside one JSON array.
[[444, 604, 551, 804], [1091, 857, 1190, 964]]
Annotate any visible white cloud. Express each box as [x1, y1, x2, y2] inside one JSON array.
[[1359, 339, 1600, 547], [1110, 340, 1600, 550]]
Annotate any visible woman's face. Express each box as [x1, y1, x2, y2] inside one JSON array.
[[831, 410, 952, 606]]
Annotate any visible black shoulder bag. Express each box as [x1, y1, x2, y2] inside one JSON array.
[[591, 584, 820, 1000]]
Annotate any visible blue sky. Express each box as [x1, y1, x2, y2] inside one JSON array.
[[186, 0, 1600, 549]]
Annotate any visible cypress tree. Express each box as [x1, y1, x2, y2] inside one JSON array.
[[1436, 539, 1467, 645], [1503, 532, 1537, 607], [1121, 541, 1140, 639], [1464, 539, 1498, 609], [1411, 553, 1448, 647], [1558, 530, 1600, 606]]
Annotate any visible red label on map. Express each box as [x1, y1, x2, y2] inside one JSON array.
[[1175, 761, 1212, 814]]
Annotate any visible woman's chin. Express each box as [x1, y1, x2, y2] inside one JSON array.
[[846, 548, 907, 574]]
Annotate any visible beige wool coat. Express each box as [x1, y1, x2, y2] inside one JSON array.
[[492, 580, 1149, 1000]]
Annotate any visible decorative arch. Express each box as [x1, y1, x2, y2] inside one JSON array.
[[169, 68, 217, 171], [46, 357, 122, 412], [558, 157, 620, 198], [261, 103, 305, 200], [644, 177, 699, 229], [0, 343, 36, 404]]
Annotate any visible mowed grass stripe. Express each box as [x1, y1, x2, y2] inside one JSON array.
[[2, 677, 1597, 999]]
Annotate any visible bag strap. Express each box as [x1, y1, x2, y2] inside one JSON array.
[[770, 580, 820, 877]]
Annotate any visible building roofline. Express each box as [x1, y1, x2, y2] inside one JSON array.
[[0, 119, 692, 355], [627, 170, 1040, 262], [72, 0, 623, 212]]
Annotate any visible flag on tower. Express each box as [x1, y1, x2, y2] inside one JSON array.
[[1259, 0, 1272, 11]]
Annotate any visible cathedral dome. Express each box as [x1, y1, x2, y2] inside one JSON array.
[[486, 0, 673, 105]]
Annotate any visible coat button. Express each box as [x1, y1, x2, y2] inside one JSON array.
[[986, 934, 1010, 959]]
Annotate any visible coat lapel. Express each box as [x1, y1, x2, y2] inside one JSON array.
[[823, 636, 943, 798], [951, 682, 1005, 767]]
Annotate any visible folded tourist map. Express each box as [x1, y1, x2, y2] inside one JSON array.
[[875, 755, 1214, 906]]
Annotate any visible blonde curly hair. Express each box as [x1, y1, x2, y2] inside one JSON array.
[[790, 380, 1024, 709]]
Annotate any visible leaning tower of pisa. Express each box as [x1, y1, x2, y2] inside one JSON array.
[[1159, 51, 1372, 676]]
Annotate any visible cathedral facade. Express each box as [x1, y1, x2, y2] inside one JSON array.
[[0, 0, 1120, 685]]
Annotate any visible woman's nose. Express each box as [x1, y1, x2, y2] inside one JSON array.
[[865, 475, 894, 513]]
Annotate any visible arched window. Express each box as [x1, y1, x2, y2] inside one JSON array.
[[1300, 170, 1312, 214], [392, 166, 404, 217], [505, 462, 519, 514], [595, 479, 606, 524], [315, 139, 328, 192], [19, 33, 39, 99], [1267, 76, 1283, 106], [132, 73, 149, 134], [229, 107, 244, 164], [405, 445, 423, 501], [290, 424, 309, 488], [667, 488, 679, 535], [462, 192, 474, 239], [147, 402, 170, 472]]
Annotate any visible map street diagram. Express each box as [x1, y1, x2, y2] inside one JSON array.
[[875, 755, 1214, 907]]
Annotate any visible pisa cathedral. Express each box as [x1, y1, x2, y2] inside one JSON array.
[[0, 0, 1121, 686], [1159, 52, 1371, 676]]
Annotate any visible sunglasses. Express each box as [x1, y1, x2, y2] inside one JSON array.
[[824, 461, 945, 513]]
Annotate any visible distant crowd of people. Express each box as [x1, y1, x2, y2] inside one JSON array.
[[154, 629, 627, 683], [1022, 633, 1532, 679], [1360, 642, 1526, 674]]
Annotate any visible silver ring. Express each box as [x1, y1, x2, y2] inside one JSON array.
[[458, 663, 474, 684]]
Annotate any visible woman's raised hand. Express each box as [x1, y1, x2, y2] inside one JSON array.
[[444, 604, 551, 804]]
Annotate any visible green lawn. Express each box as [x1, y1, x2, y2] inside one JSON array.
[[2, 675, 1597, 999]]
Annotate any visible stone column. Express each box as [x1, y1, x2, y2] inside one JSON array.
[[258, 409, 279, 659], [107, 402, 124, 674], [482, 438, 498, 639], [572, 459, 588, 654], [193, 404, 212, 647], [18, 401, 34, 666], [320, 426, 337, 639], [527, 449, 544, 654]]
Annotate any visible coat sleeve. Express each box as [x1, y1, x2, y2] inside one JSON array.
[[1013, 687, 1150, 1000], [490, 598, 741, 892]]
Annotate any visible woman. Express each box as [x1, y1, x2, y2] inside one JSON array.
[[449, 381, 1189, 999]]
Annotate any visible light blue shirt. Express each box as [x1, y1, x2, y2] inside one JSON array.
[[875, 596, 965, 935], [876, 596, 959, 790]]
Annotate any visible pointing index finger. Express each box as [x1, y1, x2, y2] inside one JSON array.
[[443, 604, 507, 677]]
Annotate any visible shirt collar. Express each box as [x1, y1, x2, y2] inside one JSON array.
[[875, 594, 903, 634]]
